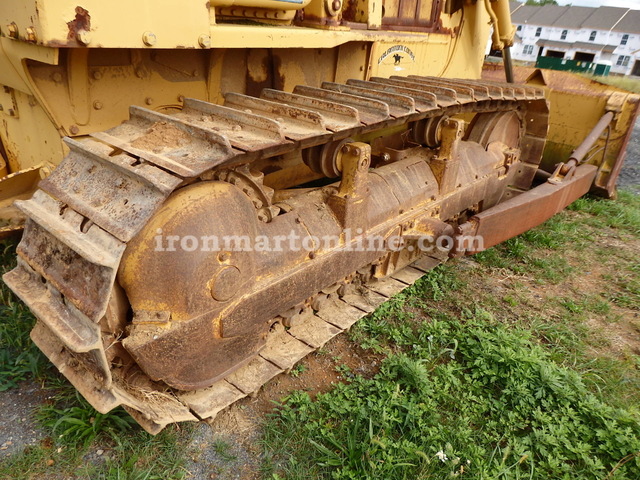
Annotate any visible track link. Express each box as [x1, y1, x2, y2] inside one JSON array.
[[3, 76, 548, 433]]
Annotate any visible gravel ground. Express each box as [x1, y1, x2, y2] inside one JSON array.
[[0, 381, 48, 458], [619, 116, 640, 194]]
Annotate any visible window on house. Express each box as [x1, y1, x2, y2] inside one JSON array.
[[561, 30, 568, 40], [621, 34, 629, 45], [535, 27, 542, 37], [523, 45, 534, 55], [517, 25, 522, 31], [617, 55, 631, 66], [589, 31, 597, 41]]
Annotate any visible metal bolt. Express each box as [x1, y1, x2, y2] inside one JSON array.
[[198, 34, 211, 48], [76, 29, 91, 45], [332, 0, 341, 11], [70, 125, 80, 135], [145, 97, 153, 105], [92, 70, 102, 80], [93, 101, 103, 110], [6, 23, 18, 39], [25, 27, 37, 43], [51, 72, 63, 83], [142, 31, 157, 47], [178, 95, 185, 102]]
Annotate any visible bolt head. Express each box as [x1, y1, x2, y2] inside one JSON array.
[[145, 97, 154, 105], [70, 125, 80, 135], [332, 0, 341, 11], [26, 27, 37, 43], [142, 31, 157, 47], [198, 34, 211, 48], [6, 23, 18, 39], [93, 101, 103, 110]]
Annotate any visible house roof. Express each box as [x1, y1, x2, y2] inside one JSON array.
[[527, 5, 570, 27], [581, 6, 629, 30], [510, 3, 639, 34], [553, 6, 594, 29], [511, 5, 538, 24], [613, 10, 640, 34]]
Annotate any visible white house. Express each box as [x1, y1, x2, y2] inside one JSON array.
[[507, 2, 640, 76]]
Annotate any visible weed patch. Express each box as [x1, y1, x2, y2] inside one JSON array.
[[263, 317, 640, 479]]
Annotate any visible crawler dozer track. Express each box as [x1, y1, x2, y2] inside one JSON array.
[[4, 76, 549, 434]]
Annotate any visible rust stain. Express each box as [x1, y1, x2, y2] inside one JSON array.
[[67, 6, 91, 40], [342, 0, 358, 23], [245, 54, 283, 97]]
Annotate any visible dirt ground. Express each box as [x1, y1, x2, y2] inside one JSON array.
[[1, 109, 639, 480]]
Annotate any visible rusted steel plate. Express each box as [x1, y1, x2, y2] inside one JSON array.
[[367, 276, 409, 298], [419, 77, 491, 101], [99, 106, 236, 177], [411, 255, 442, 272], [426, 76, 504, 99], [4, 259, 101, 352], [30, 321, 120, 411], [224, 356, 282, 395], [224, 93, 330, 142], [179, 380, 246, 419], [181, 98, 289, 153], [316, 297, 364, 329], [321, 81, 416, 117], [371, 77, 458, 106], [399, 76, 474, 104], [346, 79, 438, 112], [461, 164, 598, 253], [294, 85, 391, 125], [261, 89, 361, 132], [391, 266, 425, 285], [259, 330, 315, 370], [15, 191, 124, 322], [288, 314, 343, 348], [341, 290, 388, 313], [40, 139, 181, 243]]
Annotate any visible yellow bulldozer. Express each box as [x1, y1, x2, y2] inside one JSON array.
[[0, 0, 638, 433]]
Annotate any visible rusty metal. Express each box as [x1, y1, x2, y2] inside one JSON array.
[[454, 164, 598, 255], [4, 76, 556, 433]]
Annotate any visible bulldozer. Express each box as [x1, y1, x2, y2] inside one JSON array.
[[0, 0, 638, 433]]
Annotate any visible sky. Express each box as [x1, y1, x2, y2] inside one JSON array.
[[556, 0, 640, 8]]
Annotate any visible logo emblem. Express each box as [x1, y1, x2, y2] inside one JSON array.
[[378, 45, 416, 66]]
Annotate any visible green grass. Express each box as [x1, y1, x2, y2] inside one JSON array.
[[262, 192, 640, 480], [0, 240, 49, 390], [263, 311, 640, 479]]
